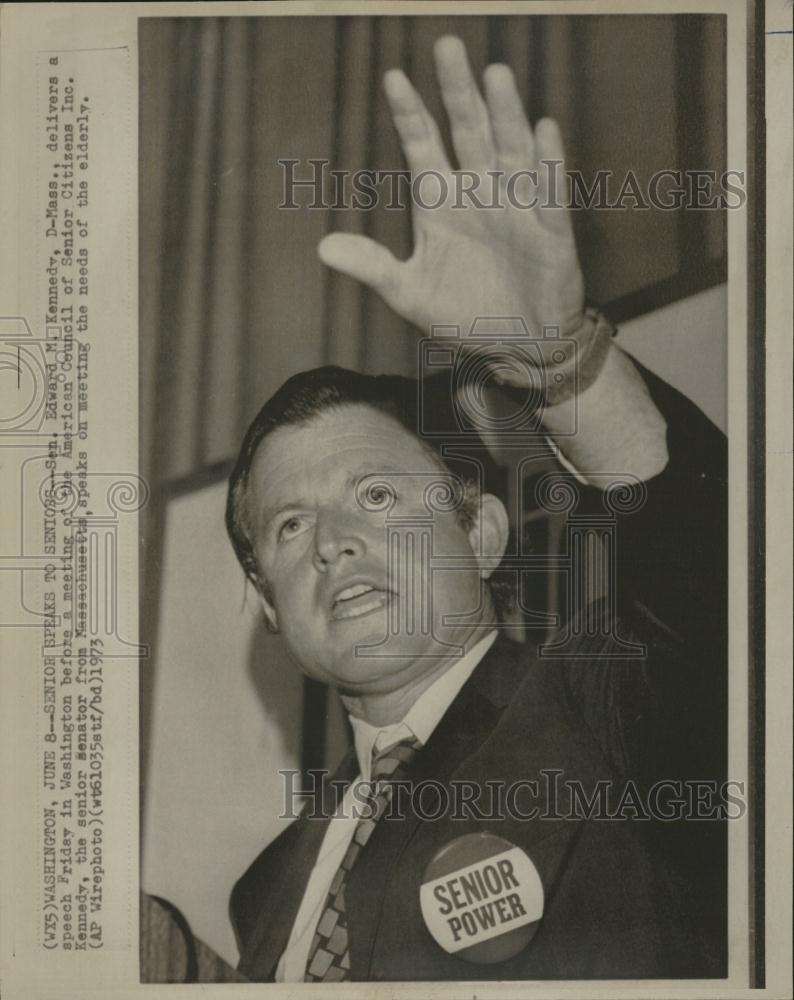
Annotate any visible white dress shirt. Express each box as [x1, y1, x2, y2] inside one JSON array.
[[275, 629, 498, 982]]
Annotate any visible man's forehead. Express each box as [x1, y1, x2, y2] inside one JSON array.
[[248, 403, 445, 494]]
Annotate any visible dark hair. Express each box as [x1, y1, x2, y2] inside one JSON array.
[[225, 366, 515, 618]]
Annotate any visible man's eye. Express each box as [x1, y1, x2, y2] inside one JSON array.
[[277, 516, 308, 542]]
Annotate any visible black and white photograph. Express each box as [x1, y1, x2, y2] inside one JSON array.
[[1, 2, 791, 999], [135, 9, 754, 986]]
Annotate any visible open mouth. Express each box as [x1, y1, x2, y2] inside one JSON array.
[[330, 582, 393, 621]]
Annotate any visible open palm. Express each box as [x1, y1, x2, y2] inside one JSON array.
[[318, 35, 585, 340]]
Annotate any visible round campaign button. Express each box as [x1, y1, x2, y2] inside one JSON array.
[[419, 832, 544, 964]]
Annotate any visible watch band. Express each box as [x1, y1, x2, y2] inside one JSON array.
[[542, 307, 616, 406]]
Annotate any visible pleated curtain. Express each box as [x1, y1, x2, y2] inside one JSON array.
[[139, 13, 726, 490]]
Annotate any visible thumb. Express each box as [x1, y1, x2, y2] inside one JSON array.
[[318, 232, 403, 300]]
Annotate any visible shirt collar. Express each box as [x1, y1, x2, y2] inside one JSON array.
[[349, 630, 498, 781]]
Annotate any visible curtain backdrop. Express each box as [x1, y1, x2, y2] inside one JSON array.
[[140, 13, 726, 486], [138, 14, 727, 778]]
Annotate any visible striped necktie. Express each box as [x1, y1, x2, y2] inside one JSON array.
[[303, 735, 420, 982]]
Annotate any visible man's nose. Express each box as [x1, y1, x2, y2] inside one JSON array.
[[312, 508, 367, 571]]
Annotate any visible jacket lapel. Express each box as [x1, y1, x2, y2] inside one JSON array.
[[345, 633, 616, 980], [240, 635, 599, 982], [345, 634, 529, 977], [236, 749, 358, 981]]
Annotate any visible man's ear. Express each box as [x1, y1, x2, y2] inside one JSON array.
[[467, 493, 510, 579]]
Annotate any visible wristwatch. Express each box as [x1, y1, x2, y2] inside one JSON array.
[[541, 307, 617, 406]]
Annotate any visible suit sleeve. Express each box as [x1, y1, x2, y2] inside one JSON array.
[[574, 354, 728, 666], [560, 355, 728, 811], [560, 359, 728, 953]]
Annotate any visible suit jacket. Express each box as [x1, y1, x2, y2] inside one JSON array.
[[230, 362, 728, 981]]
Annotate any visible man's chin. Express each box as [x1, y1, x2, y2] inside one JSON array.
[[333, 633, 451, 680], [332, 623, 391, 668]]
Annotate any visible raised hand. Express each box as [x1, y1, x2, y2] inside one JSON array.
[[318, 35, 585, 339]]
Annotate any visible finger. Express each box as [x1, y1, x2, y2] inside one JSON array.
[[534, 116, 566, 164], [483, 63, 535, 169], [383, 68, 450, 174], [534, 117, 574, 236], [318, 232, 404, 300], [433, 35, 496, 170]]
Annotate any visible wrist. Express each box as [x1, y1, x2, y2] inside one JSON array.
[[543, 344, 670, 483], [541, 308, 616, 407]]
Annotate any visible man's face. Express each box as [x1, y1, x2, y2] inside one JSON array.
[[245, 403, 506, 697]]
